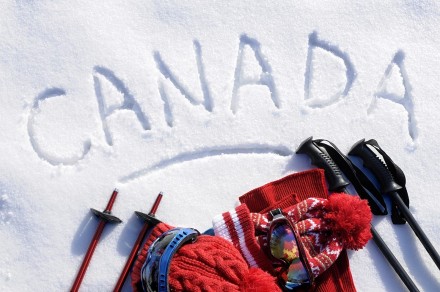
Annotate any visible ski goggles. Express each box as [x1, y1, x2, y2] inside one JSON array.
[[140, 227, 200, 292], [267, 208, 313, 290]]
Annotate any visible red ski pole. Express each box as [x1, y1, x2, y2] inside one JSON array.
[[71, 189, 122, 292], [113, 192, 163, 292]]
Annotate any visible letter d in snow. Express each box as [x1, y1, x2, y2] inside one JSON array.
[[304, 31, 356, 108]]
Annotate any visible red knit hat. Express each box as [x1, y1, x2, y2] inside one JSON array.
[[216, 169, 372, 291], [213, 194, 372, 278], [213, 193, 372, 283], [132, 169, 371, 291], [131, 222, 281, 291]]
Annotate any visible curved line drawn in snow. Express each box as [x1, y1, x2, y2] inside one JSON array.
[[119, 144, 293, 183], [27, 88, 92, 166]]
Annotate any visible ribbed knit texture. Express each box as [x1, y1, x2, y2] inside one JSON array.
[[212, 204, 274, 272], [169, 236, 280, 291], [238, 169, 358, 292], [239, 169, 328, 212], [132, 169, 358, 291], [131, 223, 281, 291]]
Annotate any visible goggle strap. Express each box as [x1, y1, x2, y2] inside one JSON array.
[[269, 208, 282, 218], [157, 228, 199, 292]]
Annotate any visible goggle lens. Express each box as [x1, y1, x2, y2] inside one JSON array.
[[285, 258, 310, 288], [268, 210, 311, 289], [270, 223, 299, 262]]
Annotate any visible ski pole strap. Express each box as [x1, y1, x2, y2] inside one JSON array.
[[314, 139, 387, 216]]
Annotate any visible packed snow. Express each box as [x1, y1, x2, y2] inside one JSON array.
[[1, 1, 440, 291]]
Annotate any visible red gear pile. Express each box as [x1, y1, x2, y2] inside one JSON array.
[[132, 169, 372, 291]]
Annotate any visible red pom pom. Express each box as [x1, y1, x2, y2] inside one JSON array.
[[324, 193, 372, 250], [240, 268, 281, 291]]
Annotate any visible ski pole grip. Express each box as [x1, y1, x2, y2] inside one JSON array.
[[349, 139, 402, 194], [296, 137, 349, 192]]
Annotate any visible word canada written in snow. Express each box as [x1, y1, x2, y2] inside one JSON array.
[[28, 32, 416, 166]]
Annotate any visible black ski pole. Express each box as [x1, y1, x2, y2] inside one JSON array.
[[296, 137, 420, 292], [349, 139, 440, 270]]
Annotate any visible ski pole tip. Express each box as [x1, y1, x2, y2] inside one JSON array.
[[149, 192, 163, 215]]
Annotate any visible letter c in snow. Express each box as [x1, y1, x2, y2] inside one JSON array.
[[27, 88, 91, 165]]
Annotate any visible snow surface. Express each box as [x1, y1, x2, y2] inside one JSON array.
[[1, 1, 440, 291]]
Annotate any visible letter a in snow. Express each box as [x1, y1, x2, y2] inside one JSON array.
[[93, 66, 151, 146]]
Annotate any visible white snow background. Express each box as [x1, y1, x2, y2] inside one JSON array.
[[1, 1, 440, 291]]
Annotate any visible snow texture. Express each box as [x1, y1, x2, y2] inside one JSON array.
[[1, 1, 440, 291]]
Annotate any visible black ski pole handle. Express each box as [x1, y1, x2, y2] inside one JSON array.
[[349, 139, 408, 224], [348, 139, 402, 194], [296, 137, 349, 192], [314, 139, 387, 215], [350, 139, 440, 271], [297, 137, 419, 291]]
